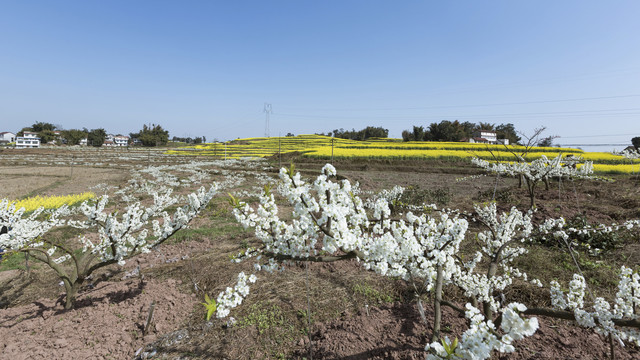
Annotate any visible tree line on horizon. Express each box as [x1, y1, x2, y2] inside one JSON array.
[[401, 121, 521, 144], [315, 126, 389, 141], [15, 122, 170, 147], [317, 121, 521, 144]]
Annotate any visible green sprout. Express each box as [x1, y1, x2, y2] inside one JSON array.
[[202, 294, 217, 321], [440, 337, 460, 358]]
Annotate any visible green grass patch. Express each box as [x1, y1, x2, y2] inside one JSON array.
[[352, 282, 396, 304], [0, 252, 29, 271], [169, 223, 246, 244], [238, 303, 289, 334]]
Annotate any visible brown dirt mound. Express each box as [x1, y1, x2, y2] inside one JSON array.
[[0, 277, 195, 359], [300, 302, 640, 360]]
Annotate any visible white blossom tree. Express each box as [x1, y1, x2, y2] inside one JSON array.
[[472, 154, 594, 208], [0, 185, 218, 309]]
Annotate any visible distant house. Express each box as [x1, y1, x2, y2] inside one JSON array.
[[23, 131, 39, 138], [103, 134, 129, 147], [114, 135, 130, 146], [15, 131, 40, 148], [468, 130, 509, 145], [104, 134, 115, 146], [79, 138, 88, 146], [0, 132, 16, 144]]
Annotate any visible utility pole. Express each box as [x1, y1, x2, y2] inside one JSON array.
[[264, 103, 272, 137], [331, 137, 335, 165], [279, 132, 282, 169]]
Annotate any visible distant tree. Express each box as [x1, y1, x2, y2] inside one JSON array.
[[632, 136, 640, 149], [496, 123, 521, 145], [460, 121, 477, 138], [31, 122, 57, 133], [172, 136, 190, 143], [131, 124, 169, 147], [62, 129, 88, 145], [286, 133, 295, 137], [412, 126, 426, 141], [401, 130, 413, 141], [428, 120, 467, 142], [537, 136, 556, 147], [17, 127, 32, 137], [87, 128, 106, 147], [477, 122, 496, 131], [39, 129, 56, 144], [331, 126, 388, 141]]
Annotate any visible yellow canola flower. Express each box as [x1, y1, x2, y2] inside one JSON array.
[[590, 163, 640, 174], [165, 134, 638, 166], [8, 192, 96, 213]]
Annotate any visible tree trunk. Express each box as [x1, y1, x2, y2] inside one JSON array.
[[432, 265, 444, 342], [528, 181, 537, 209], [484, 261, 499, 320], [63, 279, 83, 309]]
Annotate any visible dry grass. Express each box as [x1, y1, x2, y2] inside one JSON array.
[[0, 147, 639, 358], [0, 165, 128, 199]]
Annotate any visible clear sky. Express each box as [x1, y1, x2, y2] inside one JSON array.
[[1, 1, 639, 151]]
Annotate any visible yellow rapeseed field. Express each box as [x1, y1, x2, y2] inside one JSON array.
[[166, 134, 639, 173], [8, 192, 96, 213]]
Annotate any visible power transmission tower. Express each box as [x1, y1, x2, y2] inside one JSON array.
[[264, 103, 272, 137]]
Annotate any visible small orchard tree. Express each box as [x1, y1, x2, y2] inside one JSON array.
[[0, 185, 218, 309], [621, 148, 640, 160], [472, 154, 594, 208]]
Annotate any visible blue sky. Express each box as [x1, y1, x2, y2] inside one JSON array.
[[1, 1, 639, 150]]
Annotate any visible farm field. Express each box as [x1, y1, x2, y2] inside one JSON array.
[[1, 146, 640, 359], [167, 134, 640, 174]]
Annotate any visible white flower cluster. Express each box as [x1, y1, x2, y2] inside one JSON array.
[[0, 200, 71, 251], [72, 184, 218, 266], [538, 217, 640, 254], [456, 174, 486, 182], [455, 204, 539, 311], [550, 267, 640, 345], [363, 185, 405, 209], [471, 154, 594, 181], [619, 148, 640, 160], [215, 272, 257, 318], [227, 165, 542, 357], [426, 303, 538, 360]]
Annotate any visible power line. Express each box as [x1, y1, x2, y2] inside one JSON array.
[[559, 133, 639, 139], [273, 107, 640, 121], [277, 94, 640, 112], [264, 103, 272, 137], [558, 143, 629, 147]]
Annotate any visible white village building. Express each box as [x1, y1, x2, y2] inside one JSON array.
[[15, 131, 41, 148], [114, 135, 130, 146], [0, 132, 16, 144], [469, 130, 509, 145]]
